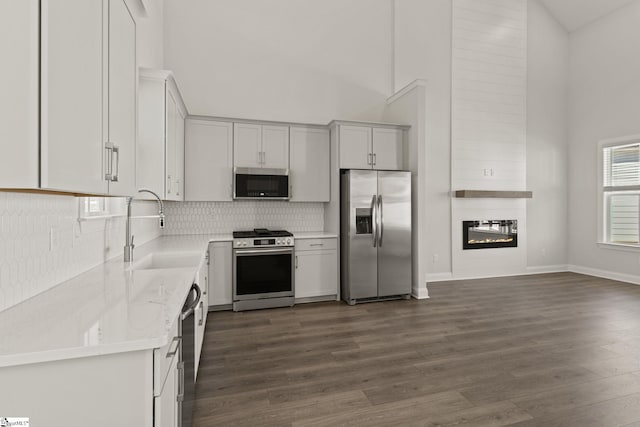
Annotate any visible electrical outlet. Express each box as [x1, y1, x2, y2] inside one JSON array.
[[49, 226, 59, 252]]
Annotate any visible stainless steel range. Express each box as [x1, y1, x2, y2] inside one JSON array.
[[232, 228, 295, 311]]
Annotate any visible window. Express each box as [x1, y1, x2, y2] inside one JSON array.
[[601, 137, 640, 246]]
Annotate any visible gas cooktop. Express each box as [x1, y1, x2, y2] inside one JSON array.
[[232, 228, 294, 239]]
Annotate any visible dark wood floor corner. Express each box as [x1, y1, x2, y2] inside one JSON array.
[[194, 272, 640, 426]]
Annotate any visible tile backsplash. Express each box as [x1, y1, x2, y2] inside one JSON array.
[[0, 192, 161, 313], [163, 201, 324, 235]]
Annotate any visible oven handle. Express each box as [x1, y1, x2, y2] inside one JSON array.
[[234, 248, 294, 256]]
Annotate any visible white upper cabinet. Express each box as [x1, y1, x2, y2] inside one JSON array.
[[234, 123, 289, 169], [372, 127, 404, 171], [338, 124, 405, 171], [138, 69, 187, 201], [105, 0, 136, 196], [289, 127, 330, 202], [38, 0, 136, 195], [40, 0, 106, 193], [338, 125, 372, 170], [261, 125, 290, 169], [0, 0, 39, 188], [185, 119, 233, 201]]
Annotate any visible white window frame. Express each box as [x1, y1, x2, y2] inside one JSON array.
[[598, 134, 640, 251]]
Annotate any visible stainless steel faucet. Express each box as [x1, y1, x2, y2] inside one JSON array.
[[124, 189, 165, 262]]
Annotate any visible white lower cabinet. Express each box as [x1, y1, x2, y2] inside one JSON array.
[[209, 242, 233, 307], [294, 238, 338, 300]]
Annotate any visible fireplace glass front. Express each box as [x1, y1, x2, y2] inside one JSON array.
[[463, 220, 518, 250]]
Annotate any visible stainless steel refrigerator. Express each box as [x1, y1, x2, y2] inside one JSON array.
[[340, 170, 412, 304]]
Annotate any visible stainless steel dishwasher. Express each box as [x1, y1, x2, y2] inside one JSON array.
[[179, 282, 201, 427]]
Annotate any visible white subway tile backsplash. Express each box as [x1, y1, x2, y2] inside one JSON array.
[[0, 192, 161, 313], [163, 201, 324, 235]]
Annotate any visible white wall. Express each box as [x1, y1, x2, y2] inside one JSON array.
[[393, 0, 569, 281], [163, 0, 393, 124], [393, 0, 453, 280], [527, 0, 569, 270], [127, 0, 164, 68], [568, 0, 640, 281]]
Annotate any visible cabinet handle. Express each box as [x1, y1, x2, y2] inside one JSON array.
[[367, 153, 372, 165], [310, 243, 324, 247], [198, 301, 204, 326], [372, 153, 377, 166], [257, 151, 261, 165], [166, 336, 181, 358], [111, 145, 120, 182], [262, 151, 266, 165], [176, 179, 180, 196], [104, 143, 114, 181], [167, 175, 172, 194], [295, 255, 298, 269]]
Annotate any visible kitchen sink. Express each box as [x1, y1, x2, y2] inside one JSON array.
[[129, 252, 202, 271]]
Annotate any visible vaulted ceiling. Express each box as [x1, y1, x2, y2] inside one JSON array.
[[539, 0, 637, 32]]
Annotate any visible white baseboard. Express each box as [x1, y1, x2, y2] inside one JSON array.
[[568, 264, 640, 285], [412, 286, 430, 299], [425, 272, 454, 283], [525, 265, 569, 274]]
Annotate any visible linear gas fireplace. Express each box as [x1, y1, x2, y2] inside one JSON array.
[[463, 220, 518, 250]]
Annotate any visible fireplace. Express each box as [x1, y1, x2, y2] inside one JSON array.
[[463, 220, 518, 250]]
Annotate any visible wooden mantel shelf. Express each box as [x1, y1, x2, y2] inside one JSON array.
[[454, 190, 533, 199]]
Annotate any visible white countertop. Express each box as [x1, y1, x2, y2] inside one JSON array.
[[0, 234, 229, 368], [0, 232, 335, 368]]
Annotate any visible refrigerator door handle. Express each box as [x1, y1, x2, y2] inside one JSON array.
[[371, 194, 377, 247], [378, 195, 383, 247]]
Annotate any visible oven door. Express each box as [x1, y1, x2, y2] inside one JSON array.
[[233, 247, 295, 300]]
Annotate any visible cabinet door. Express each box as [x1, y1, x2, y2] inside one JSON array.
[[185, 120, 233, 201], [0, 0, 39, 188], [290, 127, 330, 202], [137, 78, 166, 197], [295, 249, 339, 299], [40, 0, 106, 194], [165, 89, 178, 200], [372, 128, 404, 170], [209, 242, 233, 306], [339, 125, 372, 170], [107, 0, 136, 196], [154, 349, 178, 427], [195, 259, 208, 378], [233, 123, 262, 168], [261, 125, 289, 169]]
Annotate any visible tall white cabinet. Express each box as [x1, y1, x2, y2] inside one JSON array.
[[185, 119, 233, 201], [41, 0, 136, 195], [1, 0, 137, 195], [289, 127, 330, 202], [0, 0, 39, 188], [138, 69, 187, 201]]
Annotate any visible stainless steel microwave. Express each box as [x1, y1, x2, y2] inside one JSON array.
[[233, 167, 290, 200]]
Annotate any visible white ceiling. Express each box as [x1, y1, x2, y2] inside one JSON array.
[[539, 0, 636, 32]]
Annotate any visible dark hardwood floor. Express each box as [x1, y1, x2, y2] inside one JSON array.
[[194, 272, 640, 426]]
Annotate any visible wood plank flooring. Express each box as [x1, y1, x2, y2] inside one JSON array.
[[194, 273, 640, 426]]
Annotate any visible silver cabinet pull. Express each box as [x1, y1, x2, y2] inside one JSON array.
[[176, 179, 180, 196], [372, 153, 377, 167], [104, 143, 114, 181], [295, 255, 298, 269], [111, 144, 120, 182], [367, 153, 372, 165], [198, 301, 204, 326], [257, 150, 261, 165], [167, 174, 172, 194], [262, 151, 266, 165], [166, 336, 181, 358], [309, 243, 324, 247], [177, 361, 185, 402]]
